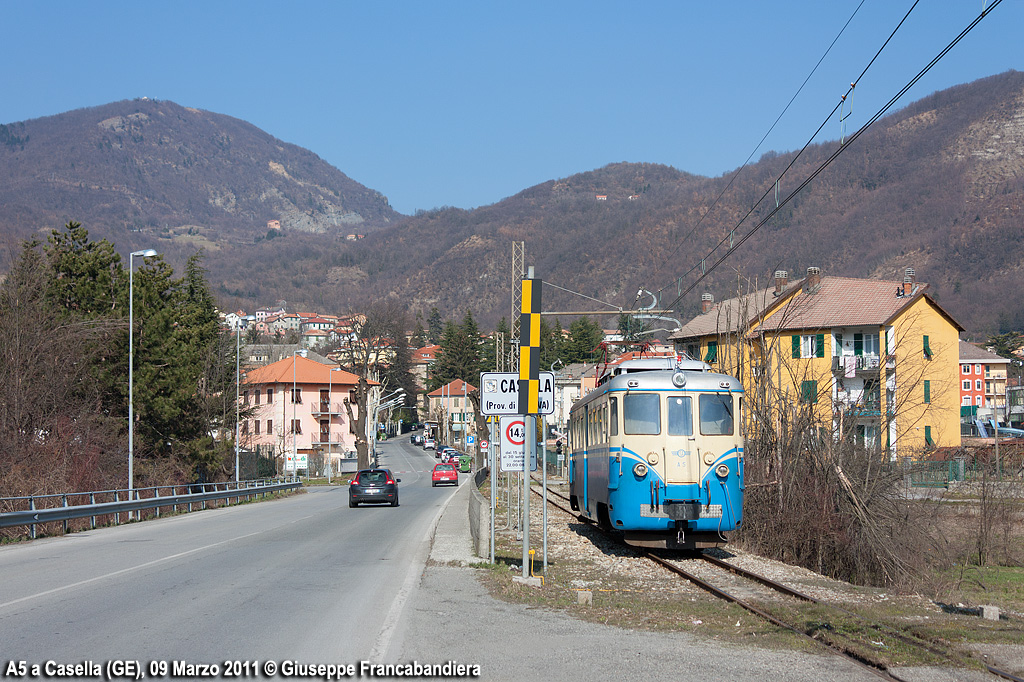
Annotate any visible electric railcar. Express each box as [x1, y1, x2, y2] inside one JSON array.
[[568, 357, 743, 549]]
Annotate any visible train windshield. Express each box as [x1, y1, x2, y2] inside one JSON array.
[[699, 393, 734, 435], [667, 396, 693, 436], [623, 393, 660, 434]]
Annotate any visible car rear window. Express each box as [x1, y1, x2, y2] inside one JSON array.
[[357, 471, 389, 484], [436, 465, 455, 472]]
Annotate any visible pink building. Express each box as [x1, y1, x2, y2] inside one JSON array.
[[242, 354, 363, 474]]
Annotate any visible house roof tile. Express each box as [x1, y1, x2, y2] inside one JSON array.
[[246, 354, 364, 386]]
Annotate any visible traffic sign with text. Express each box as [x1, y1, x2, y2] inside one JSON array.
[[480, 372, 554, 416]]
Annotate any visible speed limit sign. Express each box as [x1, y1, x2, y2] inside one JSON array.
[[499, 416, 536, 471]]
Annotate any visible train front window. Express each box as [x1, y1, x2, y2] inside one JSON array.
[[699, 394, 734, 435], [609, 397, 618, 436], [623, 393, 660, 435], [667, 396, 693, 436]]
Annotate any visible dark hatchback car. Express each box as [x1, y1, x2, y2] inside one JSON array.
[[349, 468, 400, 507]]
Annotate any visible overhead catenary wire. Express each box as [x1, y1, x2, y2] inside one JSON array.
[[662, 0, 1002, 311], [643, 0, 868, 307]]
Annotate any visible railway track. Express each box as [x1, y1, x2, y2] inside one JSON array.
[[528, 478, 1022, 682]]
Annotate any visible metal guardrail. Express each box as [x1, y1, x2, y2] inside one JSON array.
[[0, 478, 303, 539]]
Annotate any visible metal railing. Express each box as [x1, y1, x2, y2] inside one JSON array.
[[0, 477, 302, 539]]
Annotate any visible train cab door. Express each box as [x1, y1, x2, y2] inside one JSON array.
[[665, 394, 699, 485]]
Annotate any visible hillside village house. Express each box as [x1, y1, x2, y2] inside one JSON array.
[[428, 379, 476, 447], [959, 341, 1010, 424], [411, 345, 440, 420], [670, 267, 964, 457], [242, 354, 363, 475]]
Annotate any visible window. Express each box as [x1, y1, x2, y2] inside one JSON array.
[[609, 397, 618, 437], [667, 396, 693, 436], [976, 379, 983, 391], [863, 333, 879, 356], [292, 388, 302, 404], [986, 380, 992, 394], [255, 420, 261, 434], [961, 364, 970, 375], [623, 394, 661, 435], [795, 334, 825, 359], [923, 335, 932, 359], [686, 343, 699, 360], [962, 380, 971, 391], [962, 396, 971, 406], [976, 396, 984, 406], [924, 380, 931, 404], [242, 421, 248, 435], [290, 419, 302, 434], [704, 341, 718, 363], [975, 364, 982, 374], [255, 389, 260, 405], [267, 388, 273, 403], [800, 380, 818, 403], [243, 390, 249, 405], [699, 394, 734, 435], [266, 419, 272, 434]]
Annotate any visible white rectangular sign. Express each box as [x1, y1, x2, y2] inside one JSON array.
[[479, 372, 555, 416], [499, 416, 537, 472]]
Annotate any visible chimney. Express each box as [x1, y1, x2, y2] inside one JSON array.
[[903, 267, 916, 296], [701, 293, 714, 314], [773, 270, 789, 296], [804, 266, 821, 293]]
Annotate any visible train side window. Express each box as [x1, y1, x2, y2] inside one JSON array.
[[667, 396, 693, 436], [623, 393, 661, 435], [699, 394, 734, 435], [609, 397, 618, 437]]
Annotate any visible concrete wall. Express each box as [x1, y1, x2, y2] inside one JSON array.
[[468, 467, 490, 558]]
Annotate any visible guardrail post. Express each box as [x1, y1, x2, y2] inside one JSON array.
[[115, 490, 120, 525], [29, 496, 36, 539], [62, 494, 69, 534], [155, 486, 160, 518], [90, 492, 96, 529]]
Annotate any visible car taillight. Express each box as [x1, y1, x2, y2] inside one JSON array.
[[350, 478, 358, 485], [386, 477, 394, 484]]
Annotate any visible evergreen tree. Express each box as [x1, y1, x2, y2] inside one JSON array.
[[426, 307, 443, 344], [564, 316, 605, 364]]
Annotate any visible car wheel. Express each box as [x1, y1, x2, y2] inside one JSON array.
[[391, 497, 399, 507], [349, 498, 357, 508], [431, 481, 436, 487]]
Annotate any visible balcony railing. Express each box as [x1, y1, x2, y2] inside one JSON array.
[[312, 431, 347, 446], [832, 354, 883, 374], [311, 402, 345, 416]]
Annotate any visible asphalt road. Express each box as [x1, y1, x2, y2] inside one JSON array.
[[0, 438, 456, 669]]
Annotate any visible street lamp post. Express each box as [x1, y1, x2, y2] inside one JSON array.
[[370, 389, 405, 465], [128, 248, 157, 513]]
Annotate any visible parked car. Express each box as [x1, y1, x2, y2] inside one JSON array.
[[349, 468, 400, 507], [423, 438, 436, 450], [412, 434, 423, 445], [431, 463, 458, 487]]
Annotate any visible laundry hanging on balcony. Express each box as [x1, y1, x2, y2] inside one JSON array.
[[844, 355, 857, 379]]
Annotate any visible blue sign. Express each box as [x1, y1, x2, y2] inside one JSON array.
[[466, 435, 475, 445]]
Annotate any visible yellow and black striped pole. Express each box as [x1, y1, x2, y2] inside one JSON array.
[[518, 276, 541, 414], [518, 272, 541, 580]]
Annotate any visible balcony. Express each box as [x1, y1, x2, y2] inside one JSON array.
[[312, 431, 346, 446], [311, 402, 345, 416], [832, 355, 883, 374]]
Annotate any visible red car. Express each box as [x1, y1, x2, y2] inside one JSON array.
[[431, 463, 458, 487]]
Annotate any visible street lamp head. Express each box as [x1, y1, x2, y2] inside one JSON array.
[[132, 249, 158, 258]]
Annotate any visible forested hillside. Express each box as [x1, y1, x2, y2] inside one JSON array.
[[3, 72, 1024, 336]]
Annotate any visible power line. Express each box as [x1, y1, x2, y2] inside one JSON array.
[[644, 0, 868, 304], [663, 0, 1002, 311]]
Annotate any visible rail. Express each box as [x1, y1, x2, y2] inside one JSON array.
[[0, 478, 303, 539]]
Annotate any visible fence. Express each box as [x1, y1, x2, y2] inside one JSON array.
[[0, 477, 302, 540]]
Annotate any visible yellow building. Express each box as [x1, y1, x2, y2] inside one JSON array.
[[673, 267, 964, 457]]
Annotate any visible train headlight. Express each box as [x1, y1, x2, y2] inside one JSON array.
[[715, 463, 730, 478], [703, 451, 716, 465], [633, 462, 649, 478], [671, 371, 686, 388], [647, 451, 659, 465]]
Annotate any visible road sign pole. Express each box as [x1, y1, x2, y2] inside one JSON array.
[[542, 413, 548, 571], [489, 419, 495, 564], [522, 415, 533, 579]]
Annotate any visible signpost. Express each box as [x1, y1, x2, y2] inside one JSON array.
[[479, 372, 555, 416]]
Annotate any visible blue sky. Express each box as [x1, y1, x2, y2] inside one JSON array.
[[2, 1, 1021, 215]]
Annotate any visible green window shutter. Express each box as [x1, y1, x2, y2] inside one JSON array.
[[854, 333, 863, 356], [924, 425, 934, 446], [816, 333, 825, 358], [883, 328, 889, 355], [792, 335, 801, 358], [704, 341, 718, 363], [923, 335, 932, 358], [801, 380, 818, 403], [924, 380, 931, 404]]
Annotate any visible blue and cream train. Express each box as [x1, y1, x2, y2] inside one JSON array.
[[568, 357, 744, 549]]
